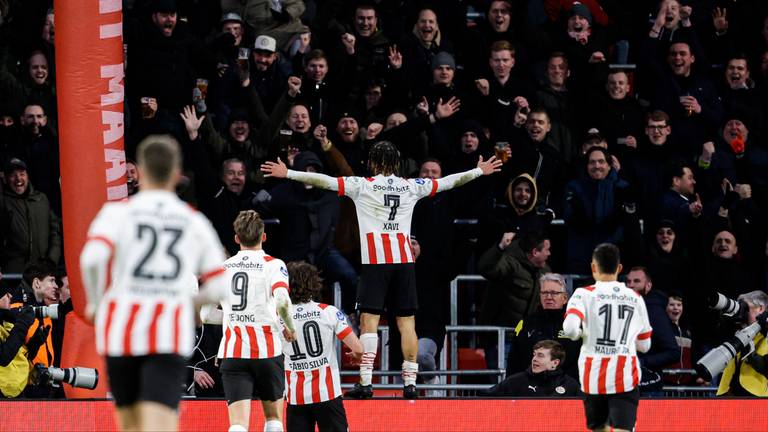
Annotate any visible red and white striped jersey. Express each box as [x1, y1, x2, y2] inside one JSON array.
[[338, 175, 437, 264], [565, 281, 653, 394], [286, 168, 483, 265], [218, 250, 289, 359], [283, 302, 353, 405], [82, 190, 228, 357]]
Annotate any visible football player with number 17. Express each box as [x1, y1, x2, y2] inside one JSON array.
[[563, 244, 653, 432]]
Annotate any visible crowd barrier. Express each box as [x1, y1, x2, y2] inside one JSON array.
[[2, 399, 767, 431]]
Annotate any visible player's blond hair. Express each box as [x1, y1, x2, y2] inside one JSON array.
[[136, 135, 181, 185], [233, 210, 265, 247]]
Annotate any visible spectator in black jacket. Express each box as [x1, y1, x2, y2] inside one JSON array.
[[626, 266, 679, 389], [11, 103, 60, 216], [586, 70, 645, 159], [642, 220, 693, 297], [256, 151, 358, 312], [248, 35, 290, 114], [657, 159, 703, 254], [623, 110, 680, 221], [507, 273, 581, 379], [506, 108, 567, 211], [483, 339, 579, 397], [640, 38, 723, 157], [126, 0, 214, 125]]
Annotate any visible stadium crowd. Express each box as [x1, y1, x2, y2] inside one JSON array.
[[1, 0, 768, 398]]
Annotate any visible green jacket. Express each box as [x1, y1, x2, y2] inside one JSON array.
[[478, 239, 550, 327], [0, 185, 62, 273]]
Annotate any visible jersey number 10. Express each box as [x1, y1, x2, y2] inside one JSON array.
[[289, 321, 324, 361]]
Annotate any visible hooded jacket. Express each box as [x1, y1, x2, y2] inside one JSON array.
[[477, 174, 552, 253]]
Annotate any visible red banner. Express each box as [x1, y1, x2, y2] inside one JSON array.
[[55, 0, 127, 398], [1, 399, 768, 431]]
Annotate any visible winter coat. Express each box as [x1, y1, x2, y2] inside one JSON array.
[[0, 185, 61, 273], [478, 239, 550, 327]]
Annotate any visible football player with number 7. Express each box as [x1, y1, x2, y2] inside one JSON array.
[[262, 141, 502, 399]]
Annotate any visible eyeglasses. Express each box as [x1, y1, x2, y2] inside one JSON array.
[[646, 125, 668, 131], [540, 291, 565, 297]]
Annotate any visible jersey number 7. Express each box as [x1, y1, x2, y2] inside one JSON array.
[[383, 194, 400, 221]]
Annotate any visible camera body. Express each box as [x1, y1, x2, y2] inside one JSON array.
[[33, 364, 99, 390]]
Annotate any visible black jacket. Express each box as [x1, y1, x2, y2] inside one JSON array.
[[638, 289, 680, 371], [507, 307, 582, 379], [483, 367, 580, 397]]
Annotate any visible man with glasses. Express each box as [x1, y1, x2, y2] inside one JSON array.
[[507, 273, 582, 378], [623, 110, 679, 220]]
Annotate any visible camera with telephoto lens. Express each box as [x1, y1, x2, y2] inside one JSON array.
[[708, 292, 750, 322], [32, 364, 99, 390], [32, 304, 59, 319], [695, 322, 761, 381]]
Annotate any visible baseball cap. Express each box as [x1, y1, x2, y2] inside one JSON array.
[[254, 35, 277, 53], [584, 128, 603, 142], [571, 2, 593, 25], [431, 52, 456, 70], [220, 12, 243, 25], [3, 158, 27, 173]]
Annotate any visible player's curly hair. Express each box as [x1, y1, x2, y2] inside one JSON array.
[[233, 210, 264, 247], [287, 261, 323, 304], [367, 141, 400, 176]]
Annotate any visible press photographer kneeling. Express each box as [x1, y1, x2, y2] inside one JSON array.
[[0, 292, 48, 398], [695, 291, 768, 397]]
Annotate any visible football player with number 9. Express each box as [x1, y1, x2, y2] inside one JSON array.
[[218, 210, 296, 432]]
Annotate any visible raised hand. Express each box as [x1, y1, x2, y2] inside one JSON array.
[[477, 155, 503, 175], [388, 45, 403, 69], [416, 96, 429, 116], [435, 97, 461, 120], [475, 78, 490, 96], [180, 105, 205, 140], [313, 124, 329, 145], [287, 76, 302, 97], [341, 33, 356, 55], [498, 232, 516, 250], [261, 157, 289, 178], [713, 7, 728, 33]]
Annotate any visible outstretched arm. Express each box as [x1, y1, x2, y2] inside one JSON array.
[[434, 155, 502, 194], [261, 157, 341, 192]]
